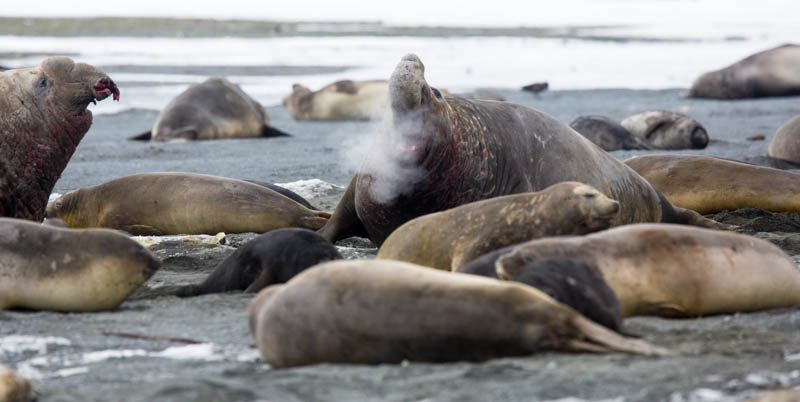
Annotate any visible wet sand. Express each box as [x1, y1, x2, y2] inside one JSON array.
[[5, 88, 800, 402]]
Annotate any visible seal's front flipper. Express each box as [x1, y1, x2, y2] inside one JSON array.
[[674, 206, 737, 231], [128, 130, 152, 141], [119, 225, 165, 236], [262, 125, 291, 137], [317, 174, 370, 243]]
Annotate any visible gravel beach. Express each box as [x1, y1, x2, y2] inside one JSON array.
[[4, 87, 800, 402]]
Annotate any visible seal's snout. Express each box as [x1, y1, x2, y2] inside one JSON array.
[[691, 126, 709, 149], [93, 77, 120, 102], [389, 54, 426, 113]]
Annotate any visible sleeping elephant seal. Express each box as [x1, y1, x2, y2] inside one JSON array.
[[620, 111, 709, 149], [174, 228, 342, 297], [0, 56, 118, 221], [625, 154, 800, 213], [0, 218, 160, 312], [687, 44, 800, 99], [45, 172, 330, 235], [133, 77, 288, 141], [376, 182, 620, 271], [319, 53, 719, 245], [248, 259, 667, 367], [494, 224, 800, 317], [767, 115, 800, 165], [282, 80, 389, 121], [569, 115, 653, 151]]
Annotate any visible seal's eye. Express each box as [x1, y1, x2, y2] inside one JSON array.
[[431, 88, 443, 99], [37, 76, 48, 89], [583, 193, 597, 199]]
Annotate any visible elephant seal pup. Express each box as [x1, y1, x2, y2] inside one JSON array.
[[0, 56, 118, 221], [376, 182, 620, 271], [625, 154, 800, 214], [174, 228, 342, 297], [620, 111, 709, 149], [132, 77, 288, 141], [767, 115, 800, 165], [687, 44, 800, 99], [0, 218, 160, 312], [319, 53, 718, 246], [46, 172, 330, 235], [282, 80, 389, 121], [248, 259, 667, 367], [569, 115, 653, 151], [0, 366, 35, 402], [494, 224, 800, 317]]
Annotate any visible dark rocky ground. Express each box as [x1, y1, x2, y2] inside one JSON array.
[[4, 88, 800, 402]]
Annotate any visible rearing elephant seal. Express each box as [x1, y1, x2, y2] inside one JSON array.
[[620, 111, 709, 149], [282, 80, 389, 121], [132, 77, 288, 141], [767, 115, 800, 165], [376, 182, 620, 271], [0, 56, 118, 221], [319, 53, 718, 245], [46, 172, 330, 235], [495, 224, 800, 317], [248, 259, 667, 367], [625, 154, 800, 213], [0, 218, 160, 312], [687, 44, 800, 99]]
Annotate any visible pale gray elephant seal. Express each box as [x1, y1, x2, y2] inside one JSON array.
[[687, 44, 800, 99], [132, 77, 288, 141], [282, 80, 388, 121], [248, 259, 667, 367], [319, 53, 720, 246], [376, 182, 620, 271], [495, 224, 800, 317], [46, 172, 330, 235], [0, 57, 118, 221], [0, 218, 160, 312], [0, 365, 35, 402], [569, 115, 653, 151], [620, 111, 708, 149], [767, 115, 800, 165], [625, 154, 800, 213]]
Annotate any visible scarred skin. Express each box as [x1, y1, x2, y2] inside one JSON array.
[[0, 57, 119, 221], [767, 115, 800, 165], [319, 53, 717, 246]]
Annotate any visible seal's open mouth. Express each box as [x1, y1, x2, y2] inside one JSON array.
[[91, 77, 120, 104]]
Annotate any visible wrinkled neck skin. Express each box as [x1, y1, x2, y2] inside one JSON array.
[[0, 74, 88, 221]]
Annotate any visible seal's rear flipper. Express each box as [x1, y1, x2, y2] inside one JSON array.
[[566, 315, 670, 356], [129, 131, 152, 141], [262, 125, 291, 137]]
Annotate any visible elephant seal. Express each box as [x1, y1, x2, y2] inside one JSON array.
[[767, 115, 800, 165], [282, 80, 389, 121], [132, 77, 288, 141], [243, 180, 318, 210], [493, 224, 800, 317], [625, 154, 800, 214], [687, 44, 800, 99], [248, 259, 667, 367], [620, 111, 708, 149], [0, 218, 160, 312], [45, 172, 330, 235], [376, 182, 620, 271], [0, 366, 35, 402], [174, 228, 342, 297], [569, 115, 653, 151], [0, 56, 118, 221], [319, 53, 718, 245]]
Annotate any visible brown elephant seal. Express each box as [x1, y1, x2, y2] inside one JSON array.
[[620, 111, 708, 149], [173, 228, 342, 297], [132, 77, 288, 141], [569, 115, 653, 151], [248, 259, 667, 367], [767, 115, 800, 165], [625, 154, 800, 214], [45, 172, 330, 235], [687, 44, 800, 99], [0, 56, 118, 221], [282, 80, 388, 121], [376, 182, 620, 271], [0, 366, 35, 402], [494, 224, 800, 317], [319, 53, 719, 246], [0, 218, 160, 312]]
